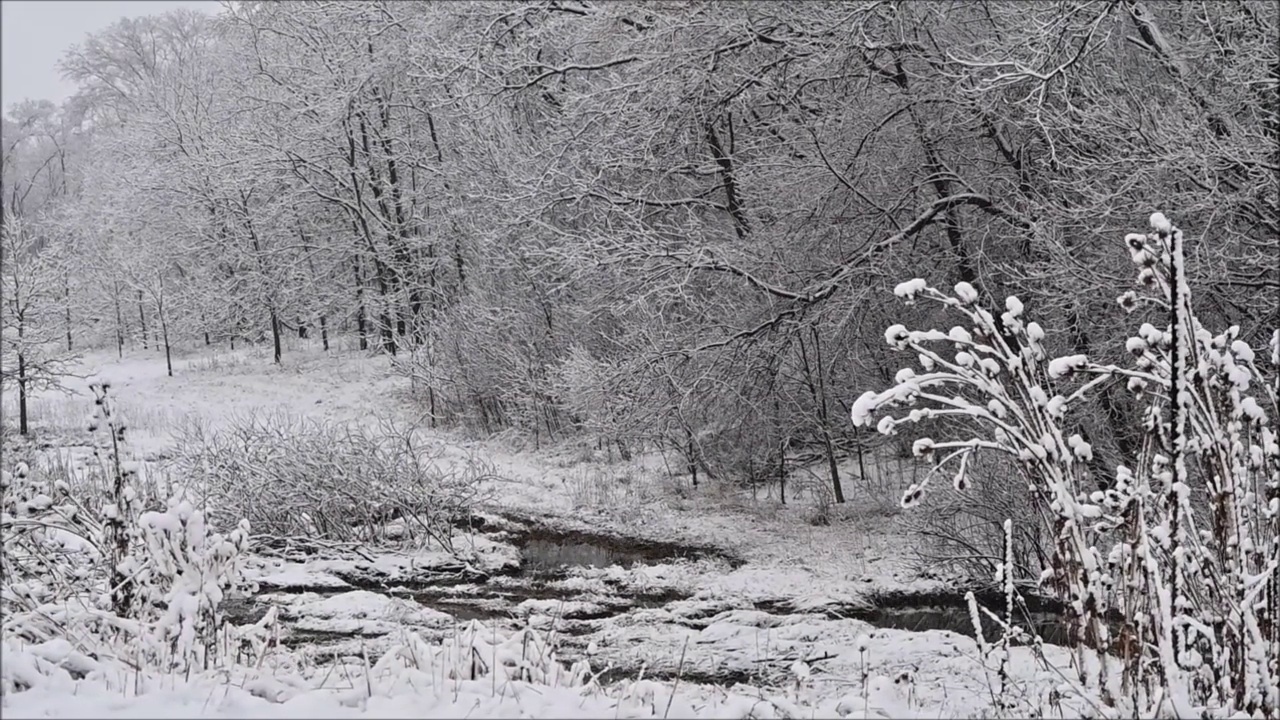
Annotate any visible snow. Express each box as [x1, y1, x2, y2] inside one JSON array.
[[893, 279, 927, 300], [1149, 212, 1172, 234], [288, 590, 454, 625], [0, 663, 756, 719], [1047, 354, 1088, 379], [1231, 339, 1255, 364], [0, 342, 1135, 718], [567, 608, 1084, 716], [850, 391, 878, 427], [4, 598, 1088, 718], [884, 324, 909, 349], [953, 282, 978, 304]]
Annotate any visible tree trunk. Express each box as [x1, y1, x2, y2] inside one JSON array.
[[241, 201, 283, 365], [269, 306, 282, 365], [352, 112, 400, 356], [798, 329, 846, 504], [854, 425, 870, 493], [822, 429, 845, 504], [113, 285, 125, 358], [778, 439, 787, 505], [380, 304, 396, 355], [152, 279, 173, 377], [340, 111, 396, 356], [353, 260, 369, 351], [367, 68, 422, 342], [64, 278, 72, 352], [161, 311, 173, 377], [686, 429, 698, 488], [15, 248, 32, 436], [896, 58, 977, 286], [299, 244, 328, 352], [137, 290, 148, 349], [812, 328, 845, 504], [17, 347, 28, 435], [706, 113, 750, 239], [455, 237, 466, 294]]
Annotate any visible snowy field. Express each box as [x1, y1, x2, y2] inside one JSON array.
[[6, 1, 1277, 715], [2, 340, 1094, 718]]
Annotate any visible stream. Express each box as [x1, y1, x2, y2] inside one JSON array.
[[226, 517, 1078, 684]]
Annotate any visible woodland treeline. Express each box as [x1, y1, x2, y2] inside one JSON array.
[[3, 1, 1277, 499]]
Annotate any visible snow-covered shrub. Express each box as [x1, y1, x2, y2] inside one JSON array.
[[127, 498, 252, 671], [1, 459, 103, 619], [170, 411, 494, 551], [1, 398, 135, 622], [2, 386, 168, 623], [554, 345, 646, 458], [852, 214, 1279, 717], [2, 492, 254, 680], [3, 386, 255, 682], [393, 295, 570, 445]]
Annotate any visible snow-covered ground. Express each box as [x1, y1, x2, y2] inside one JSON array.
[[17, 342, 952, 602], [2, 341, 1086, 718]]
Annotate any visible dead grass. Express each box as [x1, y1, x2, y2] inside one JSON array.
[[1, 391, 176, 438], [563, 463, 670, 514], [181, 350, 255, 375]]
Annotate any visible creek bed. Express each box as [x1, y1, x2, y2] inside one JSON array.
[[230, 517, 1085, 685]]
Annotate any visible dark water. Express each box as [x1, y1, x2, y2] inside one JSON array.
[[393, 525, 713, 622], [519, 536, 664, 575], [755, 591, 1085, 647], [511, 524, 728, 577], [849, 604, 1073, 646], [240, 520, 1087, 664]]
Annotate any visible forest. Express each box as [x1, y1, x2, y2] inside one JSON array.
[[2, 1, 1277, 718]]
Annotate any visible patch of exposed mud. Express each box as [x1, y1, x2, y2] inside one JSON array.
[[751, 590, 1091, 647], [496, 513, 743, 572]]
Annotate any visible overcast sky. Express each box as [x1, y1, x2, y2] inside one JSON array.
[[2, 0, 222, 115]]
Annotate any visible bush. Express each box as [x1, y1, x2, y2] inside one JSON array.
[[2, 385, 254, 677], [902, 453, 1051, 587], [170, 411, 495, 552]]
